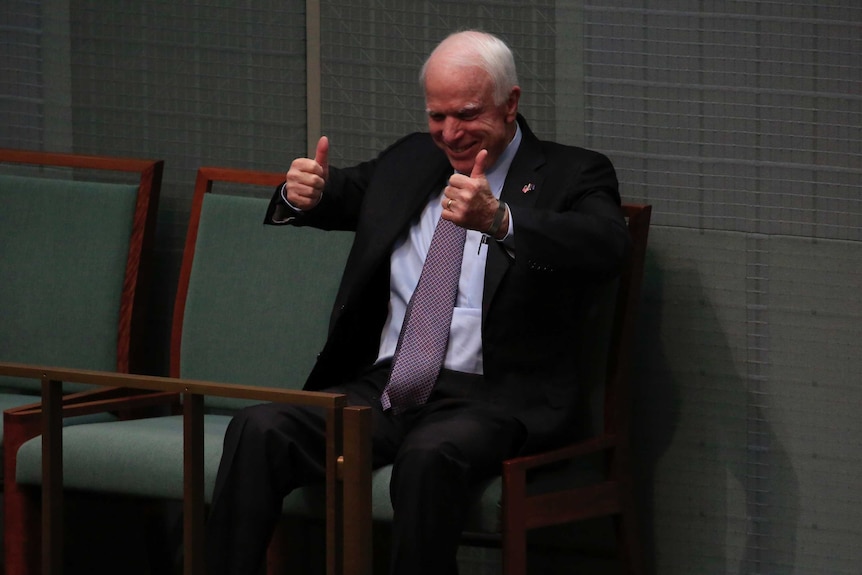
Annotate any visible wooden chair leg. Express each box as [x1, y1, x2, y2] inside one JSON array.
[[614, 477, 645, 575], [4, 476, 42, 575], [266, 519, 290, 574], [502, 465, 528, 575], [4, 412, 43, 575], [502, 525, 527, 575], [341, 406, 372, 575], [267, 517, 326, 575]]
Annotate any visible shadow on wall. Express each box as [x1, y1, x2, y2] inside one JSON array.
[[631, 248, 799, 575]]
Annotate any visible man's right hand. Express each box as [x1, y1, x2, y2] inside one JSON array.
[[285, 136, 329, 210]]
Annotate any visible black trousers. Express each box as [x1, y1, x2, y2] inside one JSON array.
[[205, 365, 526, 575]]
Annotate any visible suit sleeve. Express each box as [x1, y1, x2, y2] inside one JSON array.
[[263, 158, 377, 231], [508, 147, 630, 283]]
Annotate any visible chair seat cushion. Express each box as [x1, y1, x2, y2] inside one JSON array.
[[16, 413, 613, 543], [14, 413, 505, 532], [17, 415, 227, 501]]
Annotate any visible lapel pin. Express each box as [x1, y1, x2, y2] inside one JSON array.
[[522, 183, 535, 194]]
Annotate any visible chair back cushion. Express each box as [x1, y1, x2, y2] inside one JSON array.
[[0, 174, 138, 394], [178, 192, 352, 410]]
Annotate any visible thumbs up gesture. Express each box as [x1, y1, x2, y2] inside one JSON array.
[[442, 149, 505, 236], [285, 136, 329, 210]]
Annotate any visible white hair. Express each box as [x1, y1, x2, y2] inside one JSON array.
[[419, 30, 519, 105]]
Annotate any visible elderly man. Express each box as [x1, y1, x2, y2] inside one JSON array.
[[206, 29, 629, 575]]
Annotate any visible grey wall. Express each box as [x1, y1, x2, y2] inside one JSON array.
[[1, 1, 859, 573]]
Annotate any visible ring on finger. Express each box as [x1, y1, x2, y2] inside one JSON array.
[[447, 198, 454, 210]]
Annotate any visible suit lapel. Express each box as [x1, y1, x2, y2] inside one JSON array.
[[364, 154, 450, 259], [343, 144, 452, 298]]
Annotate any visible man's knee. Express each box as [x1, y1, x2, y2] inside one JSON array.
[[223, 404, 272, 449], [229, 402, 315, 441], [391, 442, 469, 489]]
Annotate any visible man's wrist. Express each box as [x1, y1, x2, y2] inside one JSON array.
[[486, 199, 508, 239]]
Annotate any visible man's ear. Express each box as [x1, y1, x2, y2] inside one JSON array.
[[505, 86, 521, 122]]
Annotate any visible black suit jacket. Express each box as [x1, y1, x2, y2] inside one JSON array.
[[265, 117, 629, 452]]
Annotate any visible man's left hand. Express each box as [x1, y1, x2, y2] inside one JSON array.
[[442, 149, 508, 238]]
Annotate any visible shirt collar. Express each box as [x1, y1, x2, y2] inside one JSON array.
[[484, 122, 522, 198]]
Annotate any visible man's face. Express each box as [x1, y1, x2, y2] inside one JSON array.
[[424, 62, 520, 175]]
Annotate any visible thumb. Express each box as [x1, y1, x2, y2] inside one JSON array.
[[314, 136, 329, 176], [470, 149, 488, 179]]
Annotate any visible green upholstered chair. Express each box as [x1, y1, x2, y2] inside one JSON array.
[[325, 204, 653, 575], [269, 203, 652, 575], [0, 148, 162, 572], [0, 149, 162, 413], [13, 169, 352, 498], [187, 199, 651, 575], [6, 167, 356, 575]]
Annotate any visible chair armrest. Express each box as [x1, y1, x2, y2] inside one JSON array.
[[503, 434, 618, 475], [0, 360, 369, 575], [7, 386, 179, 419], [0, 362, 345, 408], [501, 434, 623, 532]]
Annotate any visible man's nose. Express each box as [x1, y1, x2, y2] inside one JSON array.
[[443, 118, 462, 142]]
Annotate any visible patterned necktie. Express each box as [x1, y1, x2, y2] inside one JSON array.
[[381, 216, 466, 414]]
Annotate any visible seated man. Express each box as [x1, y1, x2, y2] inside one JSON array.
[[205, 29, 630, 575]]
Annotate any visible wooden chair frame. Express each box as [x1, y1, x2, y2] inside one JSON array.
[[495, 204, 651, 575], [3, 165, 372, 575], [2, 148, 163, 574], [0, 363, 372, 575]]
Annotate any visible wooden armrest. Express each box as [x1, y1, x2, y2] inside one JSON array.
[[0, 362, 347, 408], [7, 387, 179, 419], [57, 386, 172, 405], [0, 360, 368, 575], [503, 434, 617, 475], [501, 434, 623, 533]]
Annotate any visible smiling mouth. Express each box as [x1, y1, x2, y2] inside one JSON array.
[[448, 143, 474, 155]]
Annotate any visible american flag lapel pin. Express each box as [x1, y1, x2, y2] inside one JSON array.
[[522, 183, 535, 194]]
